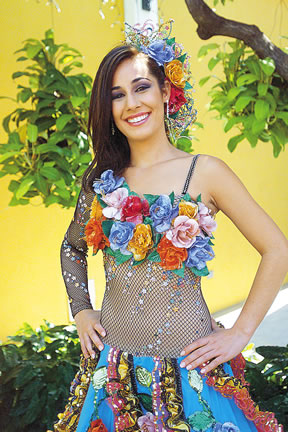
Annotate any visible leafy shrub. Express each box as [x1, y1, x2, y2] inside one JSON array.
[[198, 40, 288, 156], [0, 321, 80, 432], [0, 29, 92, 208], [245, 345, 288, 428]]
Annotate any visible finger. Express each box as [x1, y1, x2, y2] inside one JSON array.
[[88, 329, 104, 352], [180, 336, 210, 356], [186, 351, 216, 370], [94, 322, 106, 337], [200, 356, 224, 374], [80, 337, 89, 359], [83, 332, 97, 358], [180, 346, 214, 368]]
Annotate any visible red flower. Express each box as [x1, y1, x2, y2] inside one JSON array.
[[88, 419, 108, 432], [121, 196, 150, 224], [85, 218, 110, 254], [157, 236, 188, 270], [168, 84, 187, 115]]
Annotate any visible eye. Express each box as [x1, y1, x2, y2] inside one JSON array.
[[112, 92, 124, 100], [136, 85, 150, 92]]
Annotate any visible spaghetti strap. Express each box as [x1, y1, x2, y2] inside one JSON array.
[[181, 154, 200, 194]]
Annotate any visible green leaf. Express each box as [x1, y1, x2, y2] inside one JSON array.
[[191, 266, 209, 277], [35, 173, 48, 195], [27, 123, 38, 142], [26, 43, 42, 59], [147, 250, 161, 263], [184, 81, 193, 90], [15, 177, 34, 199], [252, 118, 266, 135], [224, 116, 243, 132], [166, 37, 175, 46], [172, 265, 185, 277], [70, 96, 86, 108], [208, 56, 221, 71], [196, 194, 202, 203], [235, 96, 255, 112], [56, 114, 74, 131], [197, 43, 219, 58], [135, 366, 152, 387], [132, 258, 145, 266], [259, 58, 276, 76], [271, 135, 282, 158], [115, 251, 132, 265], [254, 100, 270, 121], [35, 143, 63, 155], [169, 191, 175, 205], [138, 393, 153, 411], [40, 166, 60, 181], [143, 194, 160, 206], [276, 111, 288, 126], [227, 134, 245, 152], [178, 53, 187, 63], [236, 73, 258, 87], [101, 220, 114, 238], [199, 76, 211, 87], [245, 131, 258, 148], [0, 151, 20, 163], [257, 83, 269, 97]]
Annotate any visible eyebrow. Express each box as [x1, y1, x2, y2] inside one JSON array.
[[111, 77, 152, 91]]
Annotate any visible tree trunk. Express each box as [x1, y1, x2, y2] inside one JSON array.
[[184, 0, 288, 82]]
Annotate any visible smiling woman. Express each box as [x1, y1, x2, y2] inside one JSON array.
[[53, 21, 288, 432]]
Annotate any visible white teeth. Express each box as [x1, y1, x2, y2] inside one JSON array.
[[127, 113, 149, 123]]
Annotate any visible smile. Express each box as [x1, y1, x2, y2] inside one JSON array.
[[126, 113, 150, 125]]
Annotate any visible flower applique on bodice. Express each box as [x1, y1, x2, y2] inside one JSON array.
[[60, 155, 218, 357]]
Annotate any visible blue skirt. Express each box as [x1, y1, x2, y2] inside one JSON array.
[[53, 343, 283, 432]]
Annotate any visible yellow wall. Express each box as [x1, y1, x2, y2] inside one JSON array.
[[1, 0, 287, 341]]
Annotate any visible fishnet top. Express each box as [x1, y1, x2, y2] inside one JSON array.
[[61, 155, 213, 357]]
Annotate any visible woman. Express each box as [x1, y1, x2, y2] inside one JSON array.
[[56, 21, 288, 432]]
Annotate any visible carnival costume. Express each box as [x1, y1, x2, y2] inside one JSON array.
[[54, 21, 283, 432]]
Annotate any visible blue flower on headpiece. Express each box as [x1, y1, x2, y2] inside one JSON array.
[[185, 236, 214, 270], [141, 40, 175, 66], [93, 169, 125, 196]]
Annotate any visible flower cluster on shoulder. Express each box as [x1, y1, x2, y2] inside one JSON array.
[[84, 170, 217, 277]]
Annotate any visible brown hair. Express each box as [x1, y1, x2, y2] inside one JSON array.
[[82, 44, 166, 192]]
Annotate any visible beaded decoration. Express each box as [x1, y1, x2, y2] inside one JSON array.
[[124, 19, 197, 143]]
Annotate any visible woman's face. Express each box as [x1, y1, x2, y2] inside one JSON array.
[[111, 54, 170, 143]]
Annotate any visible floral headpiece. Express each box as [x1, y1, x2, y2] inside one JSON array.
[[124, 19, 197, 143]]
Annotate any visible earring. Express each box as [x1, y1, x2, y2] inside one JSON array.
[[111, 120, 115, 136], [165, 100, 175, 143]]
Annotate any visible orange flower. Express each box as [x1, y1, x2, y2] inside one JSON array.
[[157, 236, 188, 270], [88, 419, 108, 432], [90, 196, 104, 220], [127, 224, 153, 261], [179, 201, 198, 219], [164, 60, 185, 88], [85, 218, 110, 254]]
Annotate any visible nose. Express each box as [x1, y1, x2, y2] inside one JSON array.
[[125, 91, 140, 111]]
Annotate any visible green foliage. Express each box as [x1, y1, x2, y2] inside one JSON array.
[[0, 321, 80, 432], [210, 0, 234, 5], [245, 345, 288, 428], [198, 40, 288, 156], [0, 29, 92, 208]]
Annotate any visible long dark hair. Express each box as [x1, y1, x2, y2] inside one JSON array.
[[82, 44, 166, 192]]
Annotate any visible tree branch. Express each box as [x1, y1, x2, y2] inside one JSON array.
[[185, 0, 288, 82]]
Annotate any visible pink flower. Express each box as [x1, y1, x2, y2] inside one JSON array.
[[137, 412, 156, 432], [198, 202, 217, 236], [166, 215, 199, 248], [102, 187, 128, 219]]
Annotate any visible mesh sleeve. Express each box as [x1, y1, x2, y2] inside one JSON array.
[[60, 187, 95, 318]]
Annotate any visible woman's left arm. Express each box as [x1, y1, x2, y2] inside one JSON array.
[[180, 156, 288, 373]]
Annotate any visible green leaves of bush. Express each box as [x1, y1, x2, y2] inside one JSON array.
[[198, 40, 288, 156], [0, 29, 92, 208], [245, 345, 288, 428], [0, 321, 81, 432]]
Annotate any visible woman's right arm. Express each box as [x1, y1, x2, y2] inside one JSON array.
[[60, 187, 105, 358]]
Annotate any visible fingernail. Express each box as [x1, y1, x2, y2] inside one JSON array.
[[91, 352, 95, 359], [101, 331, 106, 337], [200, 368, 205, 374], [186, 365, 192, 370], [180, 351, 185, 356], [99, 345, 104, 351], [180, 362, 185, 368]]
